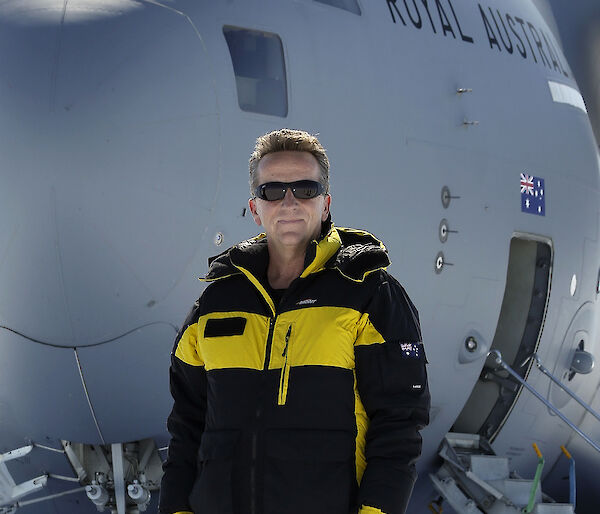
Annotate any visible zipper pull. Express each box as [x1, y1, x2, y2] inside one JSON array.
[[282, 325, 292, 356]]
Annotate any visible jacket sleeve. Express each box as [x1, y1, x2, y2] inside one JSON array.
[[354, 273, 430, 514], [159, 298, 207, 514]]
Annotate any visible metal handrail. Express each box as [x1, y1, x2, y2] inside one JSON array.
[[524, 443, 544, 514], [488, 350, 600, 454], [560, 445, 576, 506], [532, 352, 600, 423]]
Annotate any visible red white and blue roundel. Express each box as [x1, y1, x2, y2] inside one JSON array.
[[520, 173, 545, 216]]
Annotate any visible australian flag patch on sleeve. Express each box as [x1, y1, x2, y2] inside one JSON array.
[[399, 342, 422, 358]]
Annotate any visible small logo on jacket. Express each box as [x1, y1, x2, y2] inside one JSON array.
[[297, 298, 317, 305]]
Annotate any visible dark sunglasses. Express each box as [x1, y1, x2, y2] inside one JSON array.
[[254, 180, 325, 201]]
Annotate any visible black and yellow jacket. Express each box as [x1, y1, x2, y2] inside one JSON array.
[[159, 219, 430, 514]]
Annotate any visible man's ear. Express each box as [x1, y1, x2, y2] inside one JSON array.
[[321, 194, 331, 221], [248, 198, 262, 227]]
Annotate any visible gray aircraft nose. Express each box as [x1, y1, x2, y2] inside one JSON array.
[[0, 0, 219, 345], [0, 0, 219, 441]]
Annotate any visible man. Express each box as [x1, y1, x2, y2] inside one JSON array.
[[159, 129, 430, 514]]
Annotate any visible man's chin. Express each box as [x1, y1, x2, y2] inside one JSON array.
[[272, 233, 311, 248]]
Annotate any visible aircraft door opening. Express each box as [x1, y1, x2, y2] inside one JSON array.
[[452, 235, 552, 441]]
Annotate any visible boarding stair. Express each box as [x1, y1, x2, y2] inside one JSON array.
[[430, 433, 575, 514], [429, 347, 600, 513]]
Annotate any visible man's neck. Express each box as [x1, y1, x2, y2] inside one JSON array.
[[266, 242, 307, 289]]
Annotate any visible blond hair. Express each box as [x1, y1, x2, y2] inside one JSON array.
[[248, 128, 330, 195]]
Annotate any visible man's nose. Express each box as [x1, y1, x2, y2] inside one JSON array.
[[281, 187, 297, 206]]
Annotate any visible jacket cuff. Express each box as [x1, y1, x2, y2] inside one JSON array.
[[359, 506, 386, 514]]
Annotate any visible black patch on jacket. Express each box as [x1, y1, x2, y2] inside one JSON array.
[[204, 317, 247, 337]]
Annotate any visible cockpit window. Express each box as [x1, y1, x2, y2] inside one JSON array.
[[223, 26, 288, 117], [314, 0, 361, 15]]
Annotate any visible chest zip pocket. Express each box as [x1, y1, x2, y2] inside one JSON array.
[[277, 325, 293, 406]]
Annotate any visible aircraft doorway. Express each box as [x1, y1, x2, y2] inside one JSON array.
[[452, 235, 553, 441]]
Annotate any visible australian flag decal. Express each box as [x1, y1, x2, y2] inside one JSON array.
[[520, 173, 545, 216]]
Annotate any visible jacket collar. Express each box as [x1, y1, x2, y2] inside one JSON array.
[[202, 215, 390, 284]]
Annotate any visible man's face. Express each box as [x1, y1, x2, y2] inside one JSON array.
[[249, 151, 331, 251]]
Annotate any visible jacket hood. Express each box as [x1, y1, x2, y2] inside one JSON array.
[[202, 215, 390, 283]]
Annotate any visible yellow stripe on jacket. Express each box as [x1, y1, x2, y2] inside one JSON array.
[[196, 311, 270, 371], [174, 323, 204, 367], [359, 506, 387, 514], [354, 370, 369, 483], [194, 307, 386, 372], [267, 307, 362, 371]]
